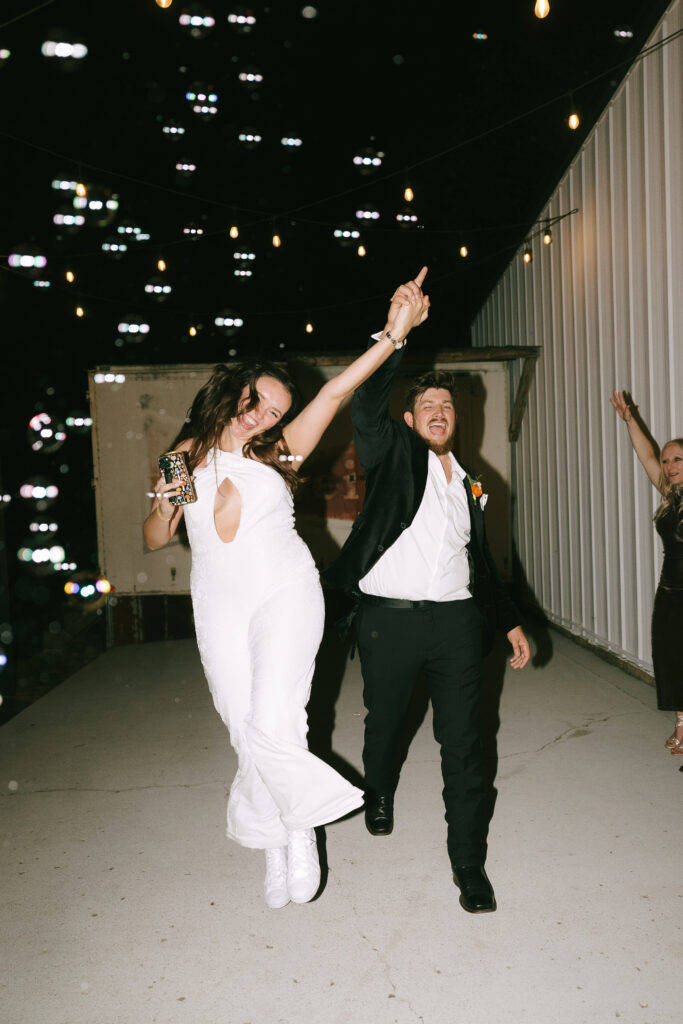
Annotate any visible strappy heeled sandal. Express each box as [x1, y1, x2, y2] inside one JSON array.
[[667, 713, 683, 755]]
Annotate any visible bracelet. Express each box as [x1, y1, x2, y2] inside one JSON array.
[[155, 503, 174, 523], [385, 330, 406, 350]]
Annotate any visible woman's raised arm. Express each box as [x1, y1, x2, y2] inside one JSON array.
[[610, 390, 662, 491], [282, 267, 430, 462]]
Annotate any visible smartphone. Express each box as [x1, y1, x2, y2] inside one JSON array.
[[158, 450, 197, 506]]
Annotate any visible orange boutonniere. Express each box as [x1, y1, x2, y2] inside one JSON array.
[[466, 473, 482, 498], [466, 473, 487, 508]]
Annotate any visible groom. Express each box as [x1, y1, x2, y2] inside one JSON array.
[[323, 271, 529, 913]]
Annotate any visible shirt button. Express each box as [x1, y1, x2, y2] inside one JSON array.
[[377, 544, 384, 552], [400, 522, 407, 529]]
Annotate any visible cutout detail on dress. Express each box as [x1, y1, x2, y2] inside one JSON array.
[[214, 475, 241, 542]]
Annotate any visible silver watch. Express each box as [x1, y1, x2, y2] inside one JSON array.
[[385, 330, 406, 350]]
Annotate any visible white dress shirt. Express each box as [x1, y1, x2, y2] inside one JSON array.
[[359, 450, 472, 601]]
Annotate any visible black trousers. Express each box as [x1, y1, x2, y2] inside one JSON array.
[[651, 585, 683, 710], [355, 597, 486, 866]]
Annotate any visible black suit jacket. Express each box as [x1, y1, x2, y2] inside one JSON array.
[[322, 344, 521, 655]]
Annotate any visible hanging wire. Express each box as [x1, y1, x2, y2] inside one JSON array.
[[1, 27, 679, 233]]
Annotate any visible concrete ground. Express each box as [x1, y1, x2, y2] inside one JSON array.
[[1, 625, 681, 1024]]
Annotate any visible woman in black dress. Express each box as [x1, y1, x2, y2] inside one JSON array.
[[611, 391, 683, 755]]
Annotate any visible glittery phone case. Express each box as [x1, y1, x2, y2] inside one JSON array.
[[158, 450, 197, 506]]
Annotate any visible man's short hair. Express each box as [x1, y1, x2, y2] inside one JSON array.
[[404, 371, 459, 414]]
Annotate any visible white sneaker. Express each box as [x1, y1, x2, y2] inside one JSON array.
[[287, 828, 321, 904], [264, 846, 290, 909]]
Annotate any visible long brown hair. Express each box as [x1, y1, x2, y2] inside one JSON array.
[[655, 437, 683, 531], [172, 361, 302, 489]]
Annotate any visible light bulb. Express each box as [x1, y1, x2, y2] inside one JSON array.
[[459, 245, 468, 258], [534, 1, 550, 18], [305, 322, 313, 334], [75, 182, 87, 197], [76, 306, 85, 317], [189, 326, 197, 337], [157, 259, 166, 271], [229, 225, 239, 239], [522, 247, 532, 264], [404, 187, 414, 202], [155, 0, 173, 8], [272, 233, 281, 247], [568, 112, 580, 130], [66, 270, 74, 283], [542, 226, 552, 245], [357, 244, 366, 257]]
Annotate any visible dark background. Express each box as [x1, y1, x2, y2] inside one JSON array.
[[0, 0, 673, 721]]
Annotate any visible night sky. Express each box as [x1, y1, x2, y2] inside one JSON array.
[[0, 0, 673, 717]]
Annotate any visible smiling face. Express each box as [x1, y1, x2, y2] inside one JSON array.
[[404, 387, 457, 455], [661, 442, 683, 488], [229, 374, 293, 444]]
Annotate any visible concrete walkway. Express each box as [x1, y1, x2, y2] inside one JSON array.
[[1, 627, 681, 1024]]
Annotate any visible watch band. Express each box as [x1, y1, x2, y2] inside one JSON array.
[[385, 330, 406, 350]]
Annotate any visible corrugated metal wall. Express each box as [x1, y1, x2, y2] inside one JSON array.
[[471, 1, 682, 674]]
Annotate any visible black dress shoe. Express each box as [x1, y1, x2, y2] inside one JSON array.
[[451, 864, 497, 913], [364, 793, 394, 836]]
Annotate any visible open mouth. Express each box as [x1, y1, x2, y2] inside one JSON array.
[[428, 420, 447, 436], [238, 413, 258, 431]]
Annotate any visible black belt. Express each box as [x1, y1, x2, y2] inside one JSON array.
[[360, 594, 463, 609]]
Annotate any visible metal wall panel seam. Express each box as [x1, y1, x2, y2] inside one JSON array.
[[607, 102, 630, 654], [625, 65, 652, 664], [582, 139, 603, 638], [543, 221, 562, 613], [613, 93, 641, 656], [549, 194, 569, 621], [661, 9, 683, 419], [594, 125, 617, 645], [591, 132, 611, 643], [570, 166, 588, 632]]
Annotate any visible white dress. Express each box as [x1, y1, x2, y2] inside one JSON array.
[[183, 447, 363, 849]]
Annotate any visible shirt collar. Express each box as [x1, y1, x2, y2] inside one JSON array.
[[427, 449, 466, 481]]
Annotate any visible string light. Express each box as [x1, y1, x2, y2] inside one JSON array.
[[189, 325, 197, 337], [568, 111, 580, 130], [272, 233, 281, 247], [534, 1, 550, 19], [66, 270, 75, 283], [229, 225, 239, 239], [522, 246, 532, 264], [155, 0, 173, 7], [404, 186, 414, 202], [357, 244, 366, 257], [75, 306, 85, 317], [305, 322, 313, 334], [542, 223, 552, 245], [75, 182, 87, 197], [157, 259, 166, 271], [459, 245, 468, 258]]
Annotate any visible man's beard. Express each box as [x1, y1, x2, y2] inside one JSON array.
[[428, 439, 454, 455], [422, 423, 456, 455]]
